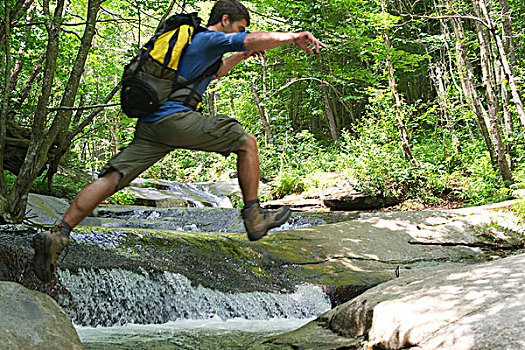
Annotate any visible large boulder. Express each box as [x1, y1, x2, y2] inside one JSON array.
[[267, 252, 525, 350], [259, 202, 524, 290], [0, 281, 83, 349]]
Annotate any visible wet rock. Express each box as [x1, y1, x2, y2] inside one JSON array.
[[0, 281, 83, 349], [26, 193, 100, 226], [127, 179, 233, 208], [322, 284, 379, 308], [205, 178, 272, 201]]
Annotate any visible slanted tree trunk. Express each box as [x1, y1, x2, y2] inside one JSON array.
[[445, 1, 497, 168], [479, 0, 525, 130], [251, 80, 272, 146], [13, 58, 43, 110], [383, 30, 419, 167], [473, 0, 513, 184], [0, 0, 107, 223]]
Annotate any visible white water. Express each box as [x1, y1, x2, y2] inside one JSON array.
[[59, 268, 331, 328]]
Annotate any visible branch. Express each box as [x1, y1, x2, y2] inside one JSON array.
[[13, 18, 139, 28], [269, 77, 353, 115], [61, 27, 82, 41], [71, 83, 120, 137], [47, 102, 119, 112], [397, 12, 490, 28]]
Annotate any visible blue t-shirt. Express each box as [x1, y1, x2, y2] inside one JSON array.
[[139, 30, 248, 122]]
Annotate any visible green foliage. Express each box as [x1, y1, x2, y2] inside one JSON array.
[[107, 189, 136, 205], [270, 170, 306, 198], [3, 171, 85, 201], [3, 0, 524, 214]]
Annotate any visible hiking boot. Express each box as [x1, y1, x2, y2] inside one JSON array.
[[241, 203, 291, 241], [32, 225, 70, 282]]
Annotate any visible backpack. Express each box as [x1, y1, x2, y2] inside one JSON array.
[[120, 12, 222, 118]]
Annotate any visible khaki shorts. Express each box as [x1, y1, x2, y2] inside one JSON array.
[[99, 111, 248, 190]]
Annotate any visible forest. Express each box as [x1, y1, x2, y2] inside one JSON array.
[[2, 0, 525, 223]]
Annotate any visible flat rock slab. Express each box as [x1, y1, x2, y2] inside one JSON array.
[[267, 252, 525, 350], [258, 203, 524, 287], [0, 281, 83, 349]]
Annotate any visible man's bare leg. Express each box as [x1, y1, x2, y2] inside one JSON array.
[[63, 170, 122, 228], [235, 134, 291, 241], [235, 134, 259, 203]]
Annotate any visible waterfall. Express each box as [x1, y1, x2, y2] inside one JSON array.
[[58, 268, 331, 328]]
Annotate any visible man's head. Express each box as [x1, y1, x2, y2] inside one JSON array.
[[207, 0, 250, 32]]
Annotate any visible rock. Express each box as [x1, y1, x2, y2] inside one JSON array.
[[261, 204, 523, 286], [127, 178, 233, 208], [346, 253, 525, 349], [27, 193, 100, 226], [0, 281, 83, 349], [268, 253, 525, 350], [126, 186, 192, 208], [265, 186, 400, 211], [511, 188, 525, 199], [323, 190, 400, 210], [127, 178, 271, 208], [205, 178, 272, 199]]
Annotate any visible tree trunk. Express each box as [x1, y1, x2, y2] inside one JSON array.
[[318, 53, 338, 141], [445, 3, 497, 169], [473, 0, 513, 184], [322, 87, 338, 141], [431, 62, 461, 154], [4, 0, 67, 221], [0, 0, 12, 195], [14, 59, 43, 110], [479, 0, 525, 130], [500, 0, 516, 72], [251, 82, 272, 146], [383, 30, 419, 167], [499, 0, 515, 166], [208, 90, 216, 117], [3, 0, 107, 222], [229, 91, 237, 119]]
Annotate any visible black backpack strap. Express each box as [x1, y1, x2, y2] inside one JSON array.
[[169, 57, 222, 107]]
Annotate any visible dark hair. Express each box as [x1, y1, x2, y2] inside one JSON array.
[[207, 0, 250, 27]]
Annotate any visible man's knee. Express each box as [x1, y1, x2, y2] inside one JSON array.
[[237, 134, 257, 153], [100, 170, 123, 193]]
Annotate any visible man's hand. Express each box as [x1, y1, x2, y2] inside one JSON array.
[[293, 32, 327, 54], [241, 50, 266, 60]]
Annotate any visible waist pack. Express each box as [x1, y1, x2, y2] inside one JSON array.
[[120, 12, 222, 118]]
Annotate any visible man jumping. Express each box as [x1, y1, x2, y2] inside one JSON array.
[[32, 0, 326, 282]]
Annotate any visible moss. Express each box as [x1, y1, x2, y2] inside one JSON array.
[[62, 226, 296, 293]]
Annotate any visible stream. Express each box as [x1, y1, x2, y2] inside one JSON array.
[[76, 317, 316, 349], [15, 183, 368, 349], [59, 269, 331, 349]]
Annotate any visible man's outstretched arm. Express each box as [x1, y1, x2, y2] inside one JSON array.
[[215, 31, 326, 80], [244, 31, 326, 54]]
